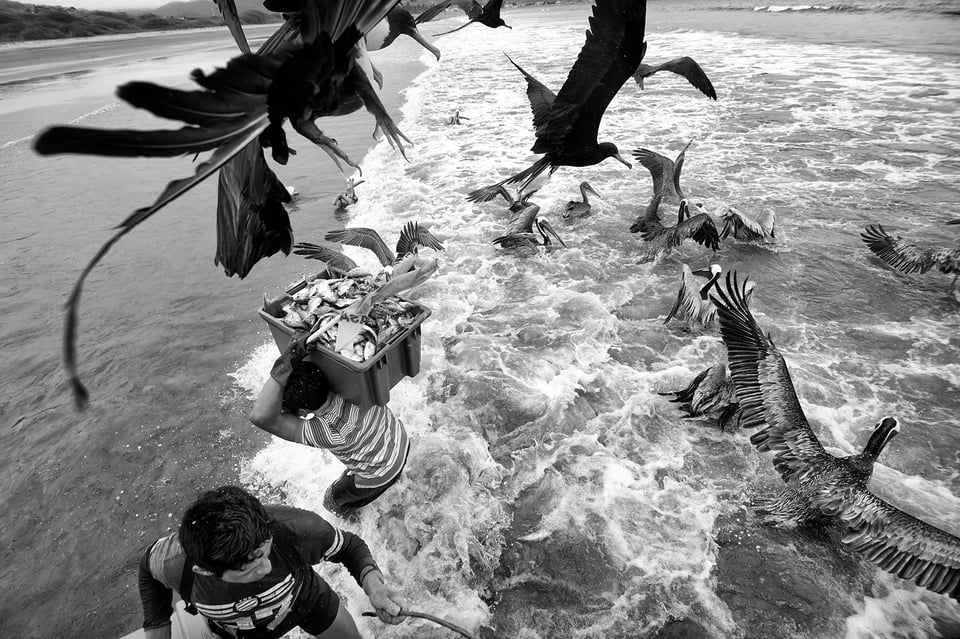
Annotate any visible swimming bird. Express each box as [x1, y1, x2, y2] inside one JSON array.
[[861, 223, 960, 295], [465, 0, 645, 202], [631, 196, 721, 261], [632, 141, 691, 204], [32, 0, 404, 408], [711, 271, 960, 601], [563, 181, 601, 219], [633, 57, 717, 100], [333, 177, 366, 209], [364, 3, 442, 61], [425, 0, 511, 36], [664, 263, 723, 329], [492, 199, 566, 253], [720, 206, 777, 243], [301, 220, 445, 268], [447, 109, 470, 125], [658, 363, 743, 431]]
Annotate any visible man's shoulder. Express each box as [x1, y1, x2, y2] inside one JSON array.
[[267, 504, 332, 536], [147, 533, 187, 587]]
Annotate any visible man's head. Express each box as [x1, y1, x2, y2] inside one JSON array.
[[179, 486, 274, 577], [282, 361, 329, 414]]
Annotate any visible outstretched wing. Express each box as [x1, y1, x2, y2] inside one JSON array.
[[291, 242, 359, 274], [534, 0, 647, 153], [632, 148, 672, 197], [722, 207, 768, 241], [862, 224, 942, 275], [504, 54, 557, 135], [664, 264, 706, 325], [676, 211, 721, 252], [634, 57, 717, 100], [821, 487, 960, 601], [325, 227, 394, 266], [672, 140, 692, 197], [214, 0, 251, 54], [710, 271, 830, 480], [395, 221, 446, 259]]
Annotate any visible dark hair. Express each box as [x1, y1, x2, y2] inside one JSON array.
[[282, 361, 329, 414], [179, 486, 274, 575]]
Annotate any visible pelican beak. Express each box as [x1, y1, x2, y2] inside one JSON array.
[[947, 219, 960, 225], [585, 183, 601, 199], [692, 267, 712, 278], [538, 219, 567, 248], [613, 153, 632, 169]]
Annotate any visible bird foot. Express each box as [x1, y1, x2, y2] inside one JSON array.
[[293, 119, 360, 173]]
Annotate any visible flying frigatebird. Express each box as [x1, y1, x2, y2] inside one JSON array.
[[465, 0, 647, 202]]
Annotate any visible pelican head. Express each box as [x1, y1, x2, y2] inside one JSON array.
[[535, 218, 567, 251], [862, 416, 900, 462]]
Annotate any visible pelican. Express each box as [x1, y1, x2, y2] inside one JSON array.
[[447, 109, 470, 125], [720, 206, 777, 242], [364, 4, 442, 61], [711, 271, 960, 601], [633, 57, 717, 100], [332, 177, 366, 209], [563, 181, 601, 219], [493, 200, 566, 253], [631, 196, 721, 261], [465, 0, 644, 202], [861, 223, 960, 294], [425, 0, 511, 36], [658, 363, 742, 431], [632, 141, 691, 204], [664, 263, 722, 329]]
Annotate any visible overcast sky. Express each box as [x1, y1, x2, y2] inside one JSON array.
[[27, 0, 164, 10]]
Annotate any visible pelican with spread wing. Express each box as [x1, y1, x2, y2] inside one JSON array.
[[711, 271, 960, 601]]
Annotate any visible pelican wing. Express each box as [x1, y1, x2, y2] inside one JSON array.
[[722, 207, 768, 241], [504, 54, 557, 134], [664, 264, 711, 325], [634, 57, 717, 100], [711, 272, 830, 477], [631, 148, 672, 197], [291, 242, 359, 274], [325, 227, 394, 265], [630, 191, 666, 237], [395, 221, 446, 259], [535, 0, 647, 152], [861, 224, 954, 275], [676, 211, 721, 252], [672, 140, 691, 198], [821, 486, 960, 601]]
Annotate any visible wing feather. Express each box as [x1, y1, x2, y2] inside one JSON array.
[[325, 227, 394, 265]]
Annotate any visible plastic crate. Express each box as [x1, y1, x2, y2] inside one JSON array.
[[259, 277, 431, 408]]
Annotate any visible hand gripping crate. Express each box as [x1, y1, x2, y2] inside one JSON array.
[[259, 277, 431, 408]]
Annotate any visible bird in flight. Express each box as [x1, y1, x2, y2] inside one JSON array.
[[465, 0, 647, 202], [861, 223, 960, 296], [420, 0, 511, 36], [712, 271, 960, 601]]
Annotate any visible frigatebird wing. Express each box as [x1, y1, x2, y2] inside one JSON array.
[[504, 54, 556, 135], [534, 0, 647, 153]]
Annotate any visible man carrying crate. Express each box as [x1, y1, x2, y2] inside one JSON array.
[[249, 333, 410, 518]]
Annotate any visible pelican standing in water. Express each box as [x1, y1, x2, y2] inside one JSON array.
[[631, 195, 721, 262], [721, 206, 777, 243], [658, 363, 742, 431], [466, 0, 645, 201], [711, 271, 960, 601], [563, 181, 601, 219], [632, 141, 692, 205], [861, 222, 960, 295]]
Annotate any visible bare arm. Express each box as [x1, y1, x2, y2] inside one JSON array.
[[248, 376, 304, 443], [362, 569, 407, 625]]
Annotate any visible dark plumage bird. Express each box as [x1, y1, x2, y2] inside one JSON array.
[[423, 0, 511, 36], [563, 181, 601, 219], [861, 223, 960, 295], [633, 57, 717, 100], [31, 0, 404, 408], [633, 141, 691, 204], [493, 199, 566, 253], [364, 3, 442, 60], [720, 206, 777, 243], [712, 271, 960, 601], [658, 363, 743, 431], [465, 0, 645, 202], [631, 196, 721, 261]]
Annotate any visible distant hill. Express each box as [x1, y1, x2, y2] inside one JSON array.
[[0, 0, 274, 43], [149, 0, 267, 19]]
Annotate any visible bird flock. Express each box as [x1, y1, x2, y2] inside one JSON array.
[[31, 0, 960, 604]]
